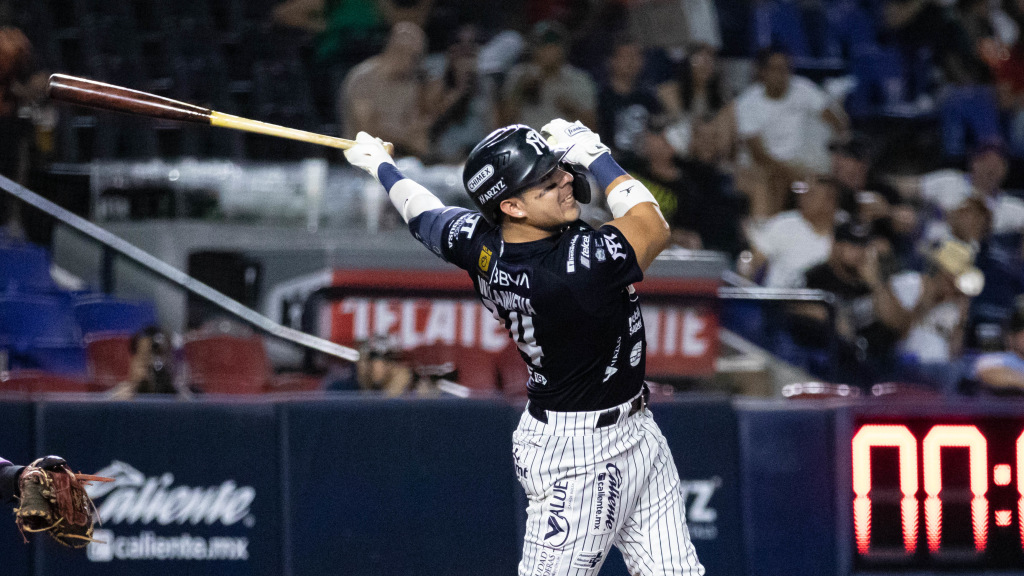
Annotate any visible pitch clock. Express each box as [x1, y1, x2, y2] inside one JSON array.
[[849, 415, 1024, 570]]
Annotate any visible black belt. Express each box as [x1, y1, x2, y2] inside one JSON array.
[[528, 386, 649, 428]]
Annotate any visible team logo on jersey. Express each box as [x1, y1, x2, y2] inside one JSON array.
[[571, 551, 604, 570], [629, 341, 642, 367], [566, 236, 578, 273], [603, 337, 621, 382], [580, 235, 591, 268], [467, 164, 494, 192], [628, 308, 642, 335], [589, 463, 623, 535], [603, 234, 627, 260], [478, 246, 492, 273], [543, 479, 574, 548], [593, 237, 606, 262]]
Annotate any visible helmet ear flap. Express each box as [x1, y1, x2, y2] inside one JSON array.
[[562, 164, 592, 204]]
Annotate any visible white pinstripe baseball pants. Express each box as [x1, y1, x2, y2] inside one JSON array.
[[512, 393, 705, 576]]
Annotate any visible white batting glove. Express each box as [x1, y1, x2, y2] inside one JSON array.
[[343, 131, 395, 179], [540, 119, 610, 169]]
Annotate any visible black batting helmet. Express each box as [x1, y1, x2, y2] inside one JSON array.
[[462, 125, 591, 224]]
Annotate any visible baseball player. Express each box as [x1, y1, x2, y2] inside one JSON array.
[[344, 119, 704, 575]]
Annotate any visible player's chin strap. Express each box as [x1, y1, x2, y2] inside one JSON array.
[[378, 164, 445, 223], [607, 179, 659, 219]]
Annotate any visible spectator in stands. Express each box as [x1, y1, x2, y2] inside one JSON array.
[[659, 43, 734, 162], [340, 21, 432, 157], [356, 335, 416, 396], [743, 174, 841, 287], [273, 0, 433, 66], [108, 326, 185, 400], [891, 239, 984, 389], [501, 21, 597, 130], [424, 26, 497, 163], [0, 25, 43, 233], [630, 128, 703, 249], [829, 134, 918, 261], [972, 295, 1024, 392], [915, 142, 1024, 235], [735, 48, 848, 219], [881, 0, 990, 85], [597, 33, 663, 165], [792, 221, 907, 384], [994, 29, 1024, 156]]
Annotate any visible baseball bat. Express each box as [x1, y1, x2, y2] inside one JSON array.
[[46, 74, 394, 154]]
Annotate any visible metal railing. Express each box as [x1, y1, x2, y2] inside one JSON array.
[[0, 174, 358, 362]]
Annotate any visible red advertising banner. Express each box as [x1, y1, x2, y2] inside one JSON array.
[[321, 269, 719, 384]]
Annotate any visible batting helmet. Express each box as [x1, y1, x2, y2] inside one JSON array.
[[463, 125, 591, 224]]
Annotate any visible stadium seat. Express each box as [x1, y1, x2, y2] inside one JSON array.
[[0, 244, 58, 293], [0, 369, 94, 394], [0, 294, 82, 347], [73, 295, 158, 336], [183, 331, 271, 393], [406, 344, 500, 392], [84, 332, 134, 390]]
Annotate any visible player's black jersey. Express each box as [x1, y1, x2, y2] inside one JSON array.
[[411, 207, 647, 412]]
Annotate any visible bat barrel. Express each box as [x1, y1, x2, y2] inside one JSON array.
[[47, 74, 213, 124]]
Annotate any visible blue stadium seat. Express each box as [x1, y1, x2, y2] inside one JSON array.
[[0, 294, 87, 375], [0, 294, 82, 346], [0, 244, 58, 293], [73, 295, 158, 336]]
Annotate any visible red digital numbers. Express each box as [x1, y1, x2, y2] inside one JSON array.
[[921, 426, 988, 553], [853, 424, 1024, 556], [852, 425, 918, 554]]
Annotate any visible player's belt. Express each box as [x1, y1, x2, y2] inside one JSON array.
[[528, 385, 649, 428]]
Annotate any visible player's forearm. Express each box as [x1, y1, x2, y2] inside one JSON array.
[[0, 458, 24, 502], [376, 164, 445, 223]]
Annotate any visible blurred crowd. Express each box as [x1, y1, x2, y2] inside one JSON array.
[[3, 0, 1024, 395]]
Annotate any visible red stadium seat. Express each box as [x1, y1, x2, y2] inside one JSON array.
[[183, 332, 271, 394], [84, 332, 133, 391], [0, 369, 94, 394]]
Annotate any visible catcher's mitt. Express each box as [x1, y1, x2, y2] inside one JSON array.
[[13, 456, 112, 548]]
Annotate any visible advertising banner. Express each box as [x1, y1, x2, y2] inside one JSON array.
[[320, 297, 718, 379], [34, 399, 281, 576], [284, 397, 521, 576], [0, 401, 35, 576]]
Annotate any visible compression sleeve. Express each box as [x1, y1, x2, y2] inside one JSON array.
[[376, 164, 445, 223]]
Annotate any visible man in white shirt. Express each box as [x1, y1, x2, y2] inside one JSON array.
[[735, 47, 848, 217], [917, 142, 1024, 235], [745, 175, 839, 287]]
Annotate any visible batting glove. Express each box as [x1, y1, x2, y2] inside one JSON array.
[[540, 119, 610, 169], [344, 131, 396, 181]]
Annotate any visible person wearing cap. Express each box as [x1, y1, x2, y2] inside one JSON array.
[[501, 20, 597, 131], [743, 174, 840, 287], [971, 296, 1024, 393], [791, 221, 908, 383], [912, 141, 1024, 235], [829, 133, 917, 257], [889, 239, 985, 387]]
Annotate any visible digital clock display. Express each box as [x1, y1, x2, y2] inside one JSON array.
[[851, 417, 1024, 570]]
